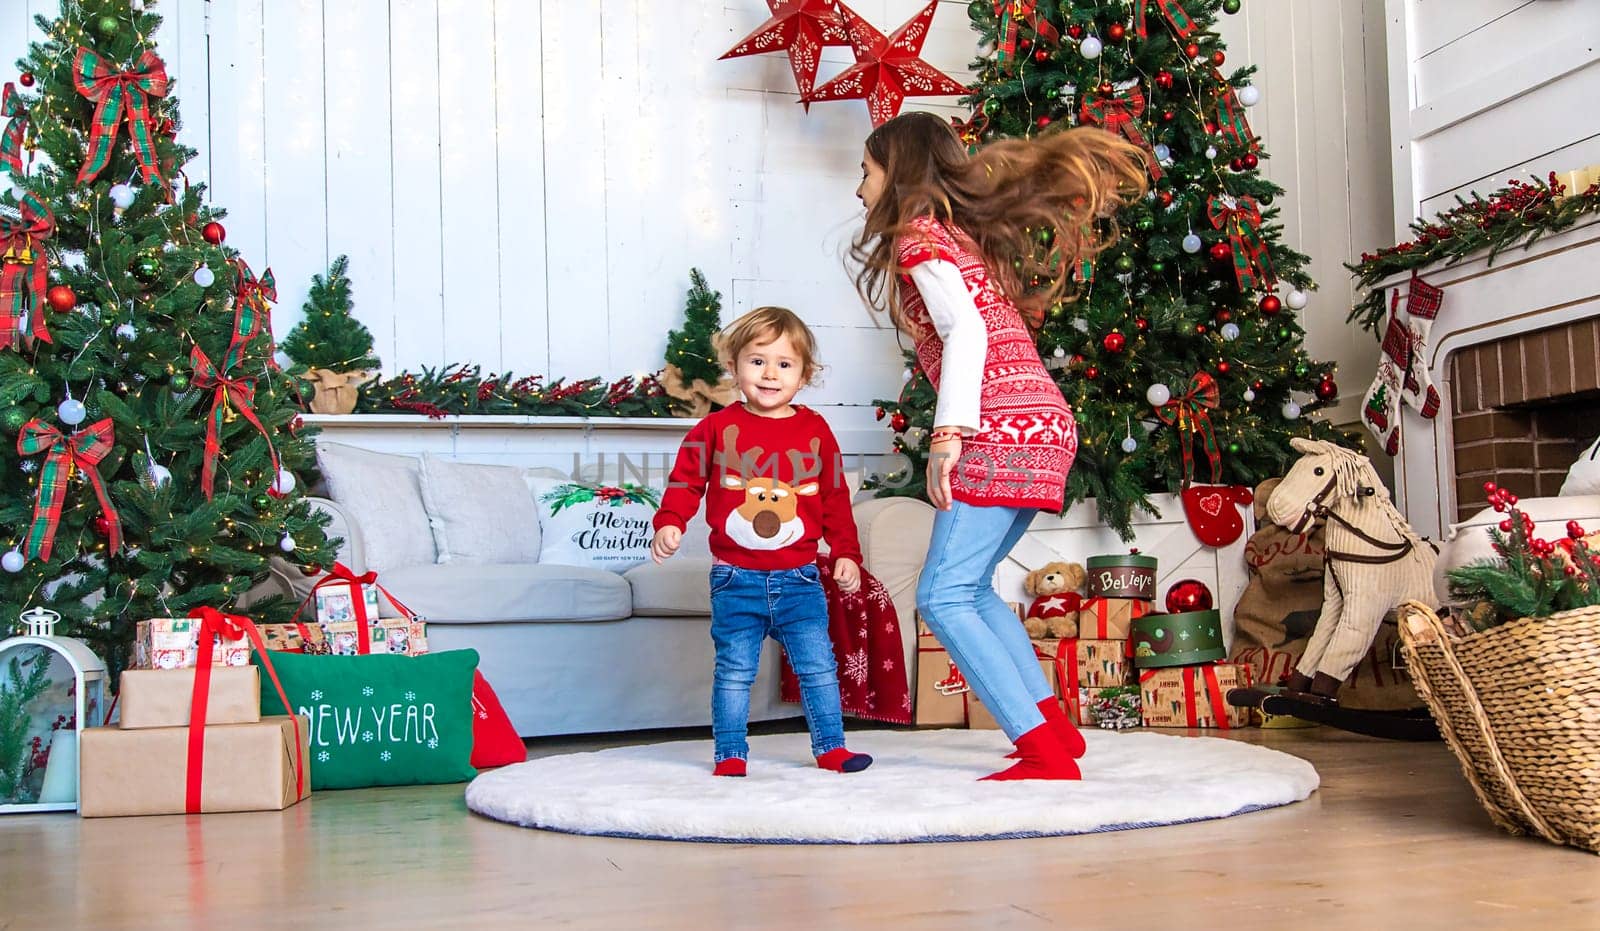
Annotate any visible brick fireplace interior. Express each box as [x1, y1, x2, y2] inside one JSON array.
[[1449, 317, 1600, 521]]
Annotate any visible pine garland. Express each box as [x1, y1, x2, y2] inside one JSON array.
[[356, 364, 677, 419]]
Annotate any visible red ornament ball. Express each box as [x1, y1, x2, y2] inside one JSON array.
[[46, 285, 76, 312], [874, 406, 886, 421], [1155, 70, 1174, 90], [1195, 323, 1208, 334], [1067, 24, 1084, 40], [1165, 579, 1214, 614], [92, 515, 113, 538], [1316, 378, 1339, 401], [300, 563, 323, 577], [1184, 42, 1202, 58], [1216, 309, 1233, 323], [1107, 22, 1127, 41], [1160, 109, 1176, 122], [1204, 120, 1219, 135], [1211, 50, 1226, 66], [1259, 294, 1283, 315], [1103, 331, 1127, 353], [1097, 81, 1114, 96], [1135, 317, 1149, 331], [201, 221, 226, 245], [18, 72, 34, 87], [1209, 242, 1233, 262], [890, 412, 908, 432], [1156, 191, 1174, 207], [1036, 116, 1052, 128], [1252, 379, 1265, 390], [1217, 361, 1231, 374], [1241, 152, 1259, 169], [1084, 366, 1100, 380], [1020, 37, 1032, 49], [1230, 158, 1245, 171], [1035, 49, 1050, 62]]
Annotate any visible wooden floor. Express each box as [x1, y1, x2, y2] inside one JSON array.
[[3, 722, 1599, 929]]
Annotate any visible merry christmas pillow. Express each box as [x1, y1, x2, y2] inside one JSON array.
[[529, 477, 660, 572], [257, 649, 479, 790]]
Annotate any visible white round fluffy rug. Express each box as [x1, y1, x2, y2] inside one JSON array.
[[465, 729, 1319, 844]]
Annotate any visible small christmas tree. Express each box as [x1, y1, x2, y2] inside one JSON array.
[[660, 268, 735, 416], [282, 255, 379, 372]]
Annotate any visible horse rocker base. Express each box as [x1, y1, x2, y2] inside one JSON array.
[[1226, 685, 1440, 742]]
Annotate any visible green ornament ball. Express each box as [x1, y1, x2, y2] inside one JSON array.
[[1278, 326, 1292, 339], [969, 0, 988, 19], [253, 495, 272, 511], [1149, 260, 1166, 274], [1114, 255, 1136, 273], [983, 98, 1001, 116], [134, 255, 161, 279], [3, 407, 28, 431], [1135, 215, 1155, 231], [170, 373, 190, 392], [1295, 362, 1311, 378], [1223, 0, 1243, 12], [1227, 442, 1242, 454], [1046, 87, 1060, 100], [96, 15, 120, 36]]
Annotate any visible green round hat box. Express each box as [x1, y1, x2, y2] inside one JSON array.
[[1130, 610, 1226, 669], [1085, 553, 1157, 600]]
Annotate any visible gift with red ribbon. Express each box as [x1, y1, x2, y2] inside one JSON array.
[[184, 607, 308, 813], [191, 342, 280, 501], [1079, 85, 1164, 181], [993, 0, 1059, 70], [73, 46, 169, 184], [1045, 636, 1137, 723], [1134, 0, 1197, 40], [1207, 194, 1276, 291], [1212, 68, 1258, 152], [1, 192, 54, 350], [295, 562, 425, 657], [17, 418, 121, 560], [1, 82, 29, 176], [1138, 661, 1254, 729], [1156, 371, 1223, 486], [1075, 596, 1152, 640]]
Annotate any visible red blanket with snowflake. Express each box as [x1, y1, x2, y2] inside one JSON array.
[[779, 557, 912, 724]]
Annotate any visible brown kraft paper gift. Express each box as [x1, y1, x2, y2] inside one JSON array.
[[118, 667, 262, 729]]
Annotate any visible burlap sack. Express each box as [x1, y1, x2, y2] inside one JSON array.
[[1228, 478, 1419, 711]]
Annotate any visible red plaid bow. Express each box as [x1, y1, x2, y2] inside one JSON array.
[[0, 192, 53, 350], [73, 47, 170, 184], [1080, 85, 1164, 181], [191, 343, 279, 500], [17, 418, 121, 560]]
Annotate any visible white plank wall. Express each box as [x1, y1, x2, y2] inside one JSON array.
[[0, 1, 1393, 452], [1389, 0, 1600, 228]]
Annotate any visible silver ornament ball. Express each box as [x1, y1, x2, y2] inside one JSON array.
[[1243, 388, 1257, 402], [1120, 436, 1139, 454], [1282, 401, 1302, 420], [1080, 36, 1103, 59], [270, 468, 297, 496], [1238, 85, 1261, 107], [279, 534, 297, 553], [1286, 289, 1309, 310], [115, 323, 137, 341], [1220, 322, 1241, 341], [1, 549, 24, 573], [109, 183, 136, 209], [1182, 233, 1203, 254], [1146, 383, 1172, 407], [58, 398, 87, 426], [193, 266, 216, 287]]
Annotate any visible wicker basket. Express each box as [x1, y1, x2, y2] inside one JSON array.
[[1398, 600, 1600, 853]]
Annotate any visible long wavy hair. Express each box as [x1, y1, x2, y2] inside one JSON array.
[[850, 111, 1148, 332]]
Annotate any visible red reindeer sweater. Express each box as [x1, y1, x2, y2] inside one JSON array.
[[653, 404, 863, 571]]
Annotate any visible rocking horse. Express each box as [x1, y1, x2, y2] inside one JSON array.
[[1228, 438, 1442, 740]]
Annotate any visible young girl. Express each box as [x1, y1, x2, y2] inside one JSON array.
[[852, 111, 1146, 780], [652, 306, 872, 778]]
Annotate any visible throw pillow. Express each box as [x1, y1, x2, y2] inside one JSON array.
[[530, 476, 658, 572], [315, 441, 437, 572], [1562, 436, 1600, 496], [257, 648, 479, 790], [470, 671, 526, 768], [419, 454, 542, 564]]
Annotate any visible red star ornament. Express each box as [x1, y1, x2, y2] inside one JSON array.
[[719, 0, 852, 101], [807, 1, 967, 127]]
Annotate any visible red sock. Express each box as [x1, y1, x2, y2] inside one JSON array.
[[815, 747, 873, 773], [1006, 698, 1087, 759], [983, 724, 1082, 781], [713, 758, 746, 777]]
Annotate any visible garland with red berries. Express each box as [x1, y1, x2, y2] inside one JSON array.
[[1447, 482, 1600, 630], [355, 364, 677, 419], [1347, 173, 1600, 333]]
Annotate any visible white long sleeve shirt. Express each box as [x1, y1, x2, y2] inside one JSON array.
[[908, 260, 987, 436]]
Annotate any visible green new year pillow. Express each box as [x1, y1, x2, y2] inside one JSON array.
[[256, 649, 479, 790]]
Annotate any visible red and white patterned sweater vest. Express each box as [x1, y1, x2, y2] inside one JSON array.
[[896, 216, 1076, 511]]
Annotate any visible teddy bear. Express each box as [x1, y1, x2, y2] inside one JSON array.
[[1022, 561, 1086, 639]]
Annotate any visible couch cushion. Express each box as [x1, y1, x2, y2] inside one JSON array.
[[419, 454, 542, 564], [315, 441, 437, 571], [373, 562, 632, 624], [624, 558, 714, 617], [529, 476, 659, 573]]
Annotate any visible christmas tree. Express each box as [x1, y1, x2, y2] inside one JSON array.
[[872, 0, 1342, 536], [282, 254, 380, 373], [659, 268, 735, 416], [0, 1, 334, 673]]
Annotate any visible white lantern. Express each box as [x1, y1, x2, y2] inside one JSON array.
[[0, 608, 107, 813]]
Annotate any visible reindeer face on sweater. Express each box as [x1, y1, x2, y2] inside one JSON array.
[[717, 423, 821, 551]]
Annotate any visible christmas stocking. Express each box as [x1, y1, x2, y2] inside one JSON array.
[[1362, 308, 1410, 455], [1398, 275, 1444, 418]]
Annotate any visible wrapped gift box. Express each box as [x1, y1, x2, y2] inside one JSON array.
[[1035, 637, 1135, 691], [313, 581, 381, 626], [1071, 685, 1141, 730], [914, 632, 970, 727], [257, 623, 329, 654], [79, 714, 311, 817], [133, 618, 250, 670], [118, 667, 261, 729], [1139, 662, 1254, 729], [965, 650, 1065, 731], [1074, 597, 1151, 640], [323, 619, 428, 657], [1131, 610, 1227, 669]]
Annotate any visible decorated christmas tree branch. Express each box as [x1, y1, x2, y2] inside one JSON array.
[[1447, 482, 1600, 630]]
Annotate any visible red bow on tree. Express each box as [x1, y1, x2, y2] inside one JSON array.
[[73, 46, 170, 184], [0, 192, 54, 350], [1207, 194, 1276, 291], [1135, 0, 1197, 40], [232, 258, 279, 368], [191, 343, 280, 501], [1212, 68, 1258, 152], [1, 82, 28, 175], [17, 418, 121, 561], [1079, 85, 1164, 181], [993, 1, 1059, 71], [1156, 372, 1222, 485], [807, 1, 967, 127]]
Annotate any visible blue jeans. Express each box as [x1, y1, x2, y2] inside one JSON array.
[[709, 563, 847, 762], [916, 502, 1055, 740]]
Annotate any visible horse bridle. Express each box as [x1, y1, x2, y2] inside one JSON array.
[[1303, 474, 1415, 567]]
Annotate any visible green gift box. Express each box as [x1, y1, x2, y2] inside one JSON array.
[[1130, 610, 1226, 668], [1086, 553, 1158, 601]]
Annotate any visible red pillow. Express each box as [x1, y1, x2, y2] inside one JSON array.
[[470, 672, 526, 768]]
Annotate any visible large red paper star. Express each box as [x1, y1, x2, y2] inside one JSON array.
[[719, 0, 852, 100], [806, 1, 967, 127]]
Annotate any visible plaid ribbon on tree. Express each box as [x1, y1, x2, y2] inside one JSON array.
[[993, 1, 1059, 70], [1, 82, 28, 175], [1079, 85, 1164, 181], [1206, 194, 1276, 291], [17, 418, 122, 560], [1155, 372, 1223, 484], [191, 343, 280, 500], [1212, 68, 1258, 152], [0, 192, 55, 350], [1134, 0, 1197, 40], [230, 258, 278, 370], [72, 46, 170, 184]]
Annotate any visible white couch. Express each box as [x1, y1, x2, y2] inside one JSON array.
[[253, 445, 935, 738]]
